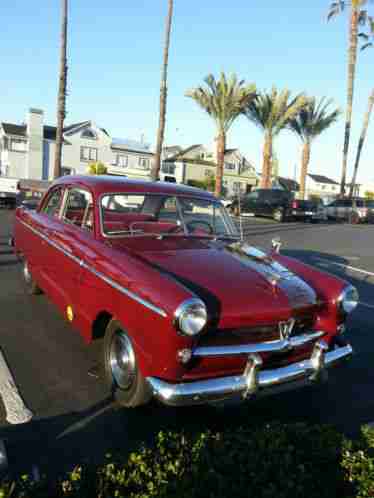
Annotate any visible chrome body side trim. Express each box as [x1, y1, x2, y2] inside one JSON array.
[[146, 340, 353, 407], [193, 331, 325, 357], [18, 219, 168, 318]]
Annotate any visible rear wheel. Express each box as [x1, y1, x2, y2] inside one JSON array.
[[23, 260, 42, 295], [273, 208, 285, 223], [103, 319, 152, 407]]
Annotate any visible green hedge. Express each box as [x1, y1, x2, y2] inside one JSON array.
[[1, 422, 374, 498]]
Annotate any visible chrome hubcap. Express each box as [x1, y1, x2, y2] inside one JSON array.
[[23, 262, 32, 284], [109, 331, 136, 390]]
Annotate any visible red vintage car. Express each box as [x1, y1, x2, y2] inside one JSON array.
[[13, 175, 357, 408]]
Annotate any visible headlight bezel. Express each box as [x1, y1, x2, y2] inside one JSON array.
[[174, 298, 208, 337], [338, 285, 359, 315]]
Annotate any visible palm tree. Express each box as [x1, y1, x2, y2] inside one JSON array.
[[53, 0, 68, 180], [328, 0, 369, 196], [186, 73, 256, 197], [289, 98, 341, 199], [151, 0, 174, 182], [243, 88, 307, 189], [349, 89, 374, 196]]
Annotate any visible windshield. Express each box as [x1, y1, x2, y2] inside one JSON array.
[[101, 193, 239, 239]]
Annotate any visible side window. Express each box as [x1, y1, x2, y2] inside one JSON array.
[[158, 197, 179, 222], [42, 188, 64, 218], [63, 188, 94, 231]]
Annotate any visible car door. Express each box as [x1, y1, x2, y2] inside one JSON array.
[[26, 186, 66, 299], [49, 186, 95, 323]]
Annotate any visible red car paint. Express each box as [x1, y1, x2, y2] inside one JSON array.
[[14, 175, 350, 383]]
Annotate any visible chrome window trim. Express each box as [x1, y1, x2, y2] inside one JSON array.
[[18, 219, 167, 318]]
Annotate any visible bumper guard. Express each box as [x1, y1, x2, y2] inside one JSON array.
[[146, 339, 353, 407]]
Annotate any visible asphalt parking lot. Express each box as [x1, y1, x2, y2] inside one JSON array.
[[0, 209, 374, 474]]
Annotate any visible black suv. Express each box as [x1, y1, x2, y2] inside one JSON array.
[[229, 189, 322, 222]]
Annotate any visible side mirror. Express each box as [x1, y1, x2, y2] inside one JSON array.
[[271, 237, 282, 254]]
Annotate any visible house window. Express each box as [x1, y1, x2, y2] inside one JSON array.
[[81, 129, 97, 140], [321, 185, 326, 191], [138, 157, 150, 170], [112, 155, 128, 168], [224, 162, 236, 171], [205, 169, 214, 177], [162, 163, 176, 175], [331, 186, 336, 191], [80, 146, 98, 162], [10, 139, 27, 152]]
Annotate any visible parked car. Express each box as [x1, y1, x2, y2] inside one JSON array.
[[13, 175, 356, 408], [229, 189, 321, 222], [290, 199, 326, 222], [0, 177, 19, 209], [324, 198, 372, 223]]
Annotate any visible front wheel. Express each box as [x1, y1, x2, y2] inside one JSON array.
[[103, 320, 152, 408]]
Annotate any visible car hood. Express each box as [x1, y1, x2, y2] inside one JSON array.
[[131, 240, 317, 329]]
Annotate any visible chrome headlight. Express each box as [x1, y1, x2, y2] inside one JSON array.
[[339, 285, 359, 314], [174, 298, 208, 337]]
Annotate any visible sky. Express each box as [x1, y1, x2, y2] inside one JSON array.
[[0, 1, 373, 185]]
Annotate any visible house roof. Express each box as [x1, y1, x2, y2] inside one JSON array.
[[111, 138, 153, 155], [1, 122, 71, 144], [277, 177, 300, 191], [308, 174, 339, 185], [2, 122, 27, 136], [63, 121, 90, 134], [165, 144, 202, 162]]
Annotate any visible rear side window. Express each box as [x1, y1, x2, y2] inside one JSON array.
[[63, 188, 94, 231], [42, 188, 64, 218]]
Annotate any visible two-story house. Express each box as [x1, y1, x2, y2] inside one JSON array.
[[0, 108, 154, 181], [305, 174, 340, 203], [160, 144, 258, 196]]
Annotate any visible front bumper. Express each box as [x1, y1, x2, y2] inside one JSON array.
[[146, 339, 353, 407]]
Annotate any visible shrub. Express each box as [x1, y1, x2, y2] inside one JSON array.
[[2, 422, 374, 498]]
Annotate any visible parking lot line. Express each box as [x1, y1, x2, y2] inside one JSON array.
[[359, 302, 374, 310], [0, 350, 33, 424], [314, 257, 374, 278]]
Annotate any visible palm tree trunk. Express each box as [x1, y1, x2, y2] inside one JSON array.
[[261, 133, 272, 188], [215, 132, 225, 197], [151, 0, 174, 182], [349, 88, 374, 197], [340, 7, 359, 197], [299, 141, 310, 200], [53, 0, 68, 180]]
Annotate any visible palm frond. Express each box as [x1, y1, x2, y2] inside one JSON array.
[[242, 87, 307, 138], [186, 73, 256, 133], [289, 96, 341, 143]]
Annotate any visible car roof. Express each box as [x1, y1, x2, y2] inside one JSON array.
[[51, 175, 217, 200]]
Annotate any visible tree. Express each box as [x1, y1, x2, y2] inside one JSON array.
[[152, 0, 174, 182], [88, 162, 108, 175], [186, 73, 256, 197], [53, 0, 68, 180], [243, 87, 307, 189], [349, 89, 374, 196], [328, 0, 369, 196], [365, 190, 374, 199], [270, 151, 279, 181], [289, 97, 341, 199]]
